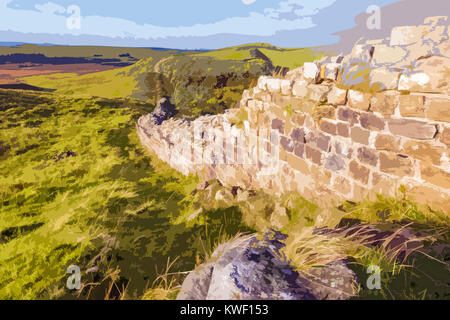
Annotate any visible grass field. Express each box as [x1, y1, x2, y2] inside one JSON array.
[[192, 43, 323, 69], [0, 89, 253, 299]]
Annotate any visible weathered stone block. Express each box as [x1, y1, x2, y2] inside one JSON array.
[[292, 80, 308, 98], [337, 122, 350, 137], [325, 154, 346, 172], [323, 63, 340, 81], [286, 152, 310, 175], [337, 107, 359, 125], [370, 91, 399, 116], [271, 119, 285, 134], [280, 80, 293, 96], [390, 25, 428, 46], [257, 76, 269, 91], [338, 62, 371, 88], [427, 95, 450, 123], [372, 45, 407, 65], [294, 142, 305, 158], [303, 62, 321, 83], [388, 119, 438, 140], [272, 93, 304, 109], [319, 120, 337, 135], [307, 84, 331, 103], [280, 136, 295, 153], [379, 152, 414, 176], [291, 128, 306, 142], [349, 161, 370, 184], [375, 134, 401, 152], [421, 165, 450, 189], [307, 132, 331, 152], [441, 126, 450, 145], [252, 91, 272, 103], [306, 146, 323, 165], [327, 86, 347, 105], [407, 185, 450, 214], [369, 67, 400, 91], [402, 140, 444, 165], [345, 44, 374, 65], [313, 105, 336, 122], [266, 78, 282, 93], [348, 90, 371, 111], [351, 127, 370, 145], [334, 141, 353, 159], [357, 147, 378, 166], [398, 57, 450, 93], [399, 94, 426, 117], [359, 112, 385, 131]]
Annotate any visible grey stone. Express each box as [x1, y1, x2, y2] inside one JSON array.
[[325, 154, 346, 172], [178, 232, 359, 300], [152, 96, 178, 125]]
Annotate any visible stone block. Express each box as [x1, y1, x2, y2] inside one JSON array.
[[348, 90, 371, 111], [349, 161, 370, 184], [327, 86, 348, 105], [399, 94, 426, 117], [370, 91, 399, 116], [379, 152, 414, 176], [388, 119, 438, 140], [351, 127, 370, 145]]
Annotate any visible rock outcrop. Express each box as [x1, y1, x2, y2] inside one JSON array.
[[137, 16, 450, 213], [177, 231, 359, 300], [151, 96, 178, 125]]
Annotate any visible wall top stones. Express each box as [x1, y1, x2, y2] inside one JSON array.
[[287, 16, 450, 95]]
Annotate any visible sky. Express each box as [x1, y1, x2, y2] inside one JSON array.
[[0, 0, 403, 49]]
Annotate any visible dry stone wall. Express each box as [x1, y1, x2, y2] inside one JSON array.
[[137, 16, 450, 213]]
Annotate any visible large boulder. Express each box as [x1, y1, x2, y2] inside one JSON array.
[[178, 231, 359, 300], [151, 96, 178, 125]]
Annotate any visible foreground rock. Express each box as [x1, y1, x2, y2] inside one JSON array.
[[178, 231, 359, 300]]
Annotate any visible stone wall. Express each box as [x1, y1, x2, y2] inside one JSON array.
[[137, 16, 450, 213]]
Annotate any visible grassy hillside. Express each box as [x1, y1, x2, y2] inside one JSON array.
[[0, 89, 253, 299], [19, 43, 322, 117], [194, 43, 323, 70], [0, 44, 184, 65]]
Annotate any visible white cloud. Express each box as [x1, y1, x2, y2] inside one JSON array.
[[265, 0, 337, 19], [0, 0, 336, 39], [242, 0, 257, 5]]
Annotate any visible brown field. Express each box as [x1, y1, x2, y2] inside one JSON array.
[[0, 62, 120, 84]]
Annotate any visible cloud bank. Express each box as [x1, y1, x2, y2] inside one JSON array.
[[0, 0, 335, 39]]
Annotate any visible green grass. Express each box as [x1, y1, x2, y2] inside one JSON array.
[[0, 89, 252, 299], [259, 47, 323, 70], [193, 43, 323, 69]]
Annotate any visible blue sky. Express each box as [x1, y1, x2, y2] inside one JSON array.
[[0, 0, 401, 48]]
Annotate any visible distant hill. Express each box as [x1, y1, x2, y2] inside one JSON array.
[[18, 43, 322, 117], [0, 44, 192, 66]]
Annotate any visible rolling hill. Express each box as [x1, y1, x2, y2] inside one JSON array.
[[14, 43, 323, 117]]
